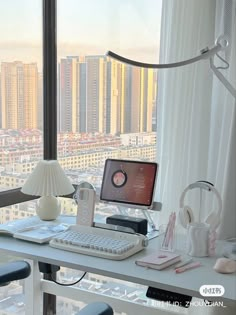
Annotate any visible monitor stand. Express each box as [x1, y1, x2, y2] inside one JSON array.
[[95, 204, 160, 240]]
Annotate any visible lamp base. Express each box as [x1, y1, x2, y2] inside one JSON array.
[[36, 196, 61, 221]]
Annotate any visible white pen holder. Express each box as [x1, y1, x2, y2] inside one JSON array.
[[186, 223, 216, 257]]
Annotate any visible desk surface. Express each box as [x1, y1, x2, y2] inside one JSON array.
[[1, 232, 235, 306]]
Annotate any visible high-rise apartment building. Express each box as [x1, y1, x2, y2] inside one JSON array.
[[0, 74, 2, 128], [58, 56, 80, 132], [37, 72, 43, 130], [1, 62, 38, 129], [140, 68, 154, 132], [58, 56, 156, 135], [106, 59, 120, 134], [85, 55, 106, 133], [77, 61, 87, 133], [121, 66, 154, 134], [59, 55, 106, 134]]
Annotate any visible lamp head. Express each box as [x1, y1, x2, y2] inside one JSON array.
[[21, 160, 75, 220]]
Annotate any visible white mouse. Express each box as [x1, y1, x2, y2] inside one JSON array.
[[213, 258, 236, 274]]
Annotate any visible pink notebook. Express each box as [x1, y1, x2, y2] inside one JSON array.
[[135, 250, 181, 270]]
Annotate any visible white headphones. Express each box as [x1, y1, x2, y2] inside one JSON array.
[[179, 181, 222, 230]]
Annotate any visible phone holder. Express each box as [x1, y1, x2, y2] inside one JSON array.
[[73, 182, 96, 226]]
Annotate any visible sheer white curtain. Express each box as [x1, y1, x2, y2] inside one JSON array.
[[156, 0, 236, 239], [208, 0, 236, 239]]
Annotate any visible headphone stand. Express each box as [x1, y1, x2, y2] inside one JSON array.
[[199, 187, 203, 223], [179, 181, 222, 230]]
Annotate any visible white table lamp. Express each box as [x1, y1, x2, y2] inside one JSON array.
[[21, 160, 75, 220]]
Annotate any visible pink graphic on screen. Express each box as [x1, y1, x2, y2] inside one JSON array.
[[100, 159, 158, 207]]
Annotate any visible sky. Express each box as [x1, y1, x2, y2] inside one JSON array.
[[0, 0, 162, 70]]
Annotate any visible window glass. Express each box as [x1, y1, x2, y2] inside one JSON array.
[[0, 0, 43, 192], [0, 1, 162, 312], [57, 0, 162, 190], [0, 1, 42, 307], [57, 2, 162, 309]]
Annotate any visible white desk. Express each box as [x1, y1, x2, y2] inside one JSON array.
[[1, 230, 236, 314]]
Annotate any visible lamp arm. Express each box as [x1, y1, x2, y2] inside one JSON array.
[[107, 35, 235, 99], [106, 44, 222, 69], [210, 58, 236, 98]]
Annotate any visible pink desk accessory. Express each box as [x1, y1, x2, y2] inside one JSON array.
[[161, 212, 176, 251], [135, 250, 181, 270], [175, 261, 201, 274]]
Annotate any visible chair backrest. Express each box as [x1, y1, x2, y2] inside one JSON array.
[[0, 263, 113, 315], [0, 261, 31, 286], [78, 302, 114, 315]]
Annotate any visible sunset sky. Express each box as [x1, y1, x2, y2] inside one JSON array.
[[0, 0, 162, 69]]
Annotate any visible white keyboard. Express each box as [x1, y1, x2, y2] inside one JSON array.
[[49, 225, 148, 260]]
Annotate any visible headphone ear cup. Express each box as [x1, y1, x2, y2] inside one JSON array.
[[205, 212, 220, 230], [178, 206, 195, 229]]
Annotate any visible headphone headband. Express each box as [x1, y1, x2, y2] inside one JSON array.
[[179, 181, 222, 217]]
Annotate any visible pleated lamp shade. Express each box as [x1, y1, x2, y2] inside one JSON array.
[[21, 160, 75, 196], [21, 160, 75, 220]]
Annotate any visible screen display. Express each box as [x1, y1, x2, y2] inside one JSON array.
[[100, 159, 158, 207]]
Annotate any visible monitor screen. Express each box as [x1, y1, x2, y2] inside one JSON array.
[[100, 159, 158, 208]]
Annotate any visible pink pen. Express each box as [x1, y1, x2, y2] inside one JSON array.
[[175, 261, 201, 274], [162, 212, 175, 249]]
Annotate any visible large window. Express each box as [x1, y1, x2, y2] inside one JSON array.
[[0, 0, 162, 197], [0, 1, 163, 313], [0, 0, 162, 195], [57, 0, 162, 188], [0, 0, 43, 192]]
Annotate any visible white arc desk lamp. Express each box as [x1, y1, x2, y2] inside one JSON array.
[[107, 35, 236, 98], [107, 35, 235, 235]]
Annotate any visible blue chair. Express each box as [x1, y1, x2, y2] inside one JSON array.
[[78, 302, 114, 315], [0, 260, 113, 314], [0, 260, 31, 286]]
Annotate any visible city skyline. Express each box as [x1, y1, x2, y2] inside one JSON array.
[[1, 56, 158, 135], [0, 0, 160, 192], [0, 55, 157, 190]]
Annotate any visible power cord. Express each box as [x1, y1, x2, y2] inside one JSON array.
[[38, 262, 87, 286], [49, 271, 87, 286]]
